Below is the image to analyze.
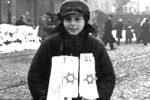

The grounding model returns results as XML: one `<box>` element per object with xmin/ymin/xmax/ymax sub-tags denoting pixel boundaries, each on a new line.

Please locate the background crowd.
<box><xmin>0</xmin><ymin>10</ymin><xmax>150</xmax><ymax>51</ymax></box>
<box><xmin>92</xmin><ymin>12</ymin><xmax>150</xmax><ymax>50</ymax></box>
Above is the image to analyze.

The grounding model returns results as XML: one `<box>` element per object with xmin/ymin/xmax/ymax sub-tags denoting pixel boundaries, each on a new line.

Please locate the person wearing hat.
<box><xmin>37</xmin><ymin>12</ymin><xmax>56</xmax><ymax>42</ymax></box>
<box><xmin>27</xmin><ymin>0</ymin><xmax>116</xmax><ymax>100</ymax></box>
<box><xmin>102</xmin><ymin>14</ymin><xmax>116</xmax><ymax>50</ymax></box>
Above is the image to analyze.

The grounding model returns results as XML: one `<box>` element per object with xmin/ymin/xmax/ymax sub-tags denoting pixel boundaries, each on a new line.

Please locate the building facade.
<box><xmin>123</xmin><ymin>0</ymin><xmax>150</xmax><ymax>13</ymax></box>
<box><xmin>0</xmin><ymin>0</ymin><xmax>61</xmax><ymax>25</ymax></box>
<box><xmin>0</xmin><ymin>0</ymin><xmax>105</xmax><ymax>25</ymax></box>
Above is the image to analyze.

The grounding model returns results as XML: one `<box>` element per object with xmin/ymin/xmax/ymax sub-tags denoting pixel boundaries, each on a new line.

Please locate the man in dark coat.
<box><xmin>37</xmin><ymin>12</ymin><xmax>56</xmax><ymax>42</ymax></box>
<box><xmin>27</xmin><ymin>0</ymin><xmax>116</xmax><ymax>100</ymax></box>
<box><xmin>141</xmin><ymin>19</ymin><xmax>150</xmax><ymax>45</ymax></box>
<box><xmin>91</xmin><ymin>19</ymin><xmax>99</xmax><ymax>38</ymax></box>
<box><xmin>102</xmin><ymin>15</ymin><xmax>116</xmax><ymax>50</ymax></box>
<box><xmin>94</xmin><ymin>10</ymin><xmax>107</xmax><ymax>40</ymax></box>
<box><xmin>116</xmin><ymin>18</ymin><xmax>124</xmax><ymax>45</ymax></box>
<box><xmin>133</xmin><ymin>19</ymin><xmax>142</xmax><ymax>43</ymax></box>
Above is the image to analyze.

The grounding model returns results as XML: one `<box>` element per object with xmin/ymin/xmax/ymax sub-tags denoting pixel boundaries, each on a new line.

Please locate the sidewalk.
<box><xmin>0</xmin><ymin>39</ymin><xmax>150</xmax><ymax>100</ymax></box>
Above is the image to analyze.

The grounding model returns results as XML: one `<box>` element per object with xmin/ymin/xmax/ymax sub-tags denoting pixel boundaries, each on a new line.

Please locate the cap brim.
<box><xmin>63</xmin><ymin>11</ymin><xmax>83</xmax><ymax>16</ymax></box>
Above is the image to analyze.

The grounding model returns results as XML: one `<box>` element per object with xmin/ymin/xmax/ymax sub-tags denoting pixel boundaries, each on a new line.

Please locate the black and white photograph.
<box><xmin>0</xmin><ymin>0</ymin><xmax>150</xmax><ymax>100</ymax></box>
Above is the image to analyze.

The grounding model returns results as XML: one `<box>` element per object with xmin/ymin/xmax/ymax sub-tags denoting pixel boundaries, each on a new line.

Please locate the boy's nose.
<box><xmin>70</xmin><ymin>20</ymin><xmax>75</xmax><ymax>24</ymax></box>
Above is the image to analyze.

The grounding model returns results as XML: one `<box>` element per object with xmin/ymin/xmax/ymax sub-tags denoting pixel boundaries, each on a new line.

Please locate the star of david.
<box><xmin>84</xmin><ymin>74</ymin><xmax>97</xmax><ymax>85</ymax></box>
<box><xmin>64</xmin><ymin>72</ymin><xmax>77</xmax><ymax>84</ymax></box>
<box><xmin>84</xmin><ymin>56</ymin><xmax>91</xmax><ymax>62</ymax></box>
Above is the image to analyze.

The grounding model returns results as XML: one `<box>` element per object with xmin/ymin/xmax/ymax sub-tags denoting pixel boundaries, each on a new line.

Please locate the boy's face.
<box><xmin>63</xmin><ymin>14</ymin><xmax>85</xmax><ymax>35</ymax></box>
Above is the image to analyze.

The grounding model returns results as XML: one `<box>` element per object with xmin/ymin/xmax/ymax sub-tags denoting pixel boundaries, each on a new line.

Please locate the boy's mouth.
<box><xmin>68</xmin><ymin>28</ymin><xmax>77</xmax><ymax>32</ymax></box>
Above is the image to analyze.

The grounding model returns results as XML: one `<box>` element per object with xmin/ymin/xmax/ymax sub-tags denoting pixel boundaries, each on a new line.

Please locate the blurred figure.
<box><xmin>15</xmin><ymin>15</ymin><xmax>27</xmax><ymax>26</ymax></box>
<box><xmin>94</xmin><ymin>10</ymin><xmax>107</xmax><ymax>40</ymax></box>
<box><xmin>140</xmin><ymin>18</ymin><xmax>147</xmax><ymax>27</ymax></box>
<box><xmin>26</xmin><ymin>17</ymin><xmax>34</xmax><ymax>27</ymax></box>
<box><xmin>102</xmin><ymin>15</ymin><xmax>116</xmax><ymax>50</ymax></box>
<box><xmin>141</xmin><ymin>19</ymin><xmax>150</xmax><ymax>46</ymax></box>
<box><xmin>12</xmin><ymin>16</ymin><xmax>16</xmax><ymax>25</ymax></box>
<box><xmin>133</xmin><ymin>19</ymin><xmax>142</xmax><ymax>43</ymax></box>
<box><xmin>115</xmin><ymin>18</ymin><xmax>124</xmax><ymax>45</ymax></box>
<box><xmin>37</xmin><ymin>12</ymin><xmax>56</xmax><ymax>42</ymax></box>
<box><xmin>91</xmin><ymin>19</ymin><xmax>99</xmax><ymax>38</ymax></box>
<box><xmin>125</xmin><ymin>20</ymin><xmax>133</xmax><ymax>44</ymax></box>
<box><xmin>50</xmin><ymin>13</ymin><xmax>60</xmax><ymax>27</ymax></box>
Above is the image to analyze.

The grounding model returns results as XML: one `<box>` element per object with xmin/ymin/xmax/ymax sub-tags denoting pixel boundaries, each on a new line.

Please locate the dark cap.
<box><xmin>58</xmin><ymin>0</ymin><xmax>90</xmax><ymax>22</ymax></box>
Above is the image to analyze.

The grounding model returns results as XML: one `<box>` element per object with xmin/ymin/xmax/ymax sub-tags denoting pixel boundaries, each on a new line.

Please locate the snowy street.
<box><xmin>0</xmin><ymin>43</ymin><xmax>150</xmax><ymax>100</ymax></box>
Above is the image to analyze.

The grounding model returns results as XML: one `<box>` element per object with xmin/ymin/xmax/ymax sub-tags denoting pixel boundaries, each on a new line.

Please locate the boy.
<box><xmin>28</xmin><ymin>0</ymin><xmax>116</xmax><ymax>100</ymax></box>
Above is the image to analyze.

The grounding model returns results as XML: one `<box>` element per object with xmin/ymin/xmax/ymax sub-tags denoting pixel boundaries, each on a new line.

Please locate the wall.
<box><xmin>0</xmin><ymin>0</ymin><xmax>60</xmax><ymax>25</ymax></box>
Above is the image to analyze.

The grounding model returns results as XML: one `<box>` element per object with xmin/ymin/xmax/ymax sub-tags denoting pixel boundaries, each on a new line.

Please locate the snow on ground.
<box><xmin>0</xmin><ymin>24</ymin><xmax>40</xmax><ymax>54</ymax></box>
<box><xmin>0</xmin><ymin>42</ymin><xmax>40</xmax><ymax>54</ymax></box>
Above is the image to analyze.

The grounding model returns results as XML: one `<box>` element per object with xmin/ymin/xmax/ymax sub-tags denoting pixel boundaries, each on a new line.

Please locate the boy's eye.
<box><xmin>64</xmin><ymin>16</ymin><xmax>83</xmax><ymax>22</ymax></box>
<box><xmin>64</xmin><ymin>17</ymin><xmax>72</xmax><ymax>21</ymax></box>
<box><xmin>75</xmin><ymin>17</ymin><xmax>82</xmax><ymax>21</ymax></box>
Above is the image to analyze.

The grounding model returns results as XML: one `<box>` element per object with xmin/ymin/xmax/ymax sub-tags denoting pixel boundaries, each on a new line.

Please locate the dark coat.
<box><xmin>28</xmin><ymin>24</ymin><xmax>116</xmax><ymax>100</ymax></box>
<box><xmin>141</xmin><ymin>22</ymin><xmax>150</xmax><ymax>41</ymax></box>
<box><xmin>15</xmin><ymin>19</ymin><xmax>27</xmax><ymax>26</ymax></box>
<box><xmin>125</xmin><ymin>24</ymin><xmax>133</xmax><ymax>39</ymax></box>
<box><xmin>116</xmin><ymin>22</ymin><xmax>123</xmax><ymax>38</ymax></box>
<box><xmin>37</xmin><ymin>16</ymin><xmax>55</xmax><ymax>40</ymax></box>
<box><xmin>92</xmin><ymin>22</ymin><xmax>99</xmax><ymax>37</ymax></box>
<box><xmin>102</xmin><ymin>19</ymin><xmax>116</xmax><ymax>43</ymax></box>
<box><xmin>133</xmin><ymin>22</ymin><xmax>142</xmax><ymax>37</ymax></box>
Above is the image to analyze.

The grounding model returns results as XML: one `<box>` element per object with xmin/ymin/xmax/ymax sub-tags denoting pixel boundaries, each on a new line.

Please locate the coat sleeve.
<box><xmin>96</xmin><ymin>47</ymin><xmax>116</xmax><ymax>100</ymax></box>
<box><xmin>27</xmin><ymin>41</ymin><xmax>51</xmax><ymax>100</ymax></box>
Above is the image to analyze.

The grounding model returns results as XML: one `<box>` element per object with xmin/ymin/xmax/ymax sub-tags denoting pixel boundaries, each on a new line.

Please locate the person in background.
<box><xmin>37</xmin><ymin>12</ymin><xmax>56</xmax><ymax>42</ymax></box>
<box><xmin>102</xmin><ymin>14</ymin><xmax>116</xmax><ymax>50</ymax></box>
<box><xmin>15</xmin><ymin>15</ymin><xmax>27</xmax><ymax>26</ymax></box>
<box><xmin>50</xmin><ymin>13</ymin><xmax>60</xmax><ymax>27</ymax></box>
<box><xmin>141</xmin><ymin>19</ymin><xmax>150</xmax><ymax>46</ymax></box>
<box><xmin>140</xmin><ymin>18</ymin><xmax>147</xmax><ymax>27</ymax></box>
<box><xmin>125</xmin><ymin>19</ymin><xmax>133</xmax><ymax>44</ymax></box>
<box><xmin>91</xmin><ymin>18</ymin><xmax>99</xmax><ymax>38</ymax></box>
<box><xmin>26</xmin><ymin>17</ymin><xmax>34</xmax><ymax>27</ymax></box>
<box><xmin>115</xmin><ymin>18</ymin><xmax>124</xmax><ymax>45</ymax></box>
<box><xmin>12</xmin><ymin>16</ymin><xmax>16</xmax><ymax>25</ymax></box>
<box><xmin>133</xmin><ymin>18</ymin><xmax>142</xmax><ymax>43</ymax></box>
<box><xmin>27</xmin><ymin>0</ymin><xmax>116</xmax><ymax>100</ymax></box>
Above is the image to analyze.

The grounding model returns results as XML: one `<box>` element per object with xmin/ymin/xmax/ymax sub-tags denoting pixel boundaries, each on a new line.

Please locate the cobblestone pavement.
<box><xmin>0</xmin><ymin>43</ymin><xmax>150</xmax><ymax>100</ymax></box>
